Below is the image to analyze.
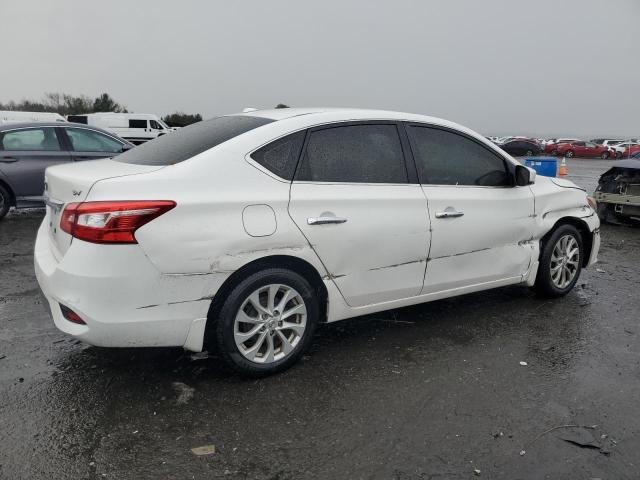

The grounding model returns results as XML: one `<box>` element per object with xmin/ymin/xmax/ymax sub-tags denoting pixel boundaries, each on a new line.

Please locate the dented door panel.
<box><xmin>288</xmin><ymin>183</ymin><xmax>431</xmax><ymax>307</ymax></box>
<box><xmin>421</xmin><ymin>185</ymin><xmax>536</xmax><ymax>294</ymax></box>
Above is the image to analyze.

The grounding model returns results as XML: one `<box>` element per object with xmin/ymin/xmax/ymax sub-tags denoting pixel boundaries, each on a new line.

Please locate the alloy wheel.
<box><xmin>550</xmin><ymin>234</ymin><xmax>580</xmax><ymax>289</ymax></box>
<box><xmin>233</xmin><ymin>284</ymin><xmax>307</xmax><ymax>364</ymax></box>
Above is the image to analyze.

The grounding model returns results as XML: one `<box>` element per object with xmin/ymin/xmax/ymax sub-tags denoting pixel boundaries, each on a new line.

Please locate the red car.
<box><xmin>544</xmin><ymin>139</ymin><xmax>580</xmax><ymax>154</ymax></box>
<box><xmin>556</xmin><ymin>141</ymin><xmax>613</xmax><ymax>159</ymax></box>
<box><xmin>621</xmin><ymin>144</ymin><xmax>640</xmax><ymax>158</ymax></box>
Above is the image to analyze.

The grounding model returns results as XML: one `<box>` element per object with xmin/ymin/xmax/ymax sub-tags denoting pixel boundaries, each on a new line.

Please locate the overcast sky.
<box><xmin>1</xmin><ymin>0</ymin><xmax>639</xmax><ymax>136</ymax></box>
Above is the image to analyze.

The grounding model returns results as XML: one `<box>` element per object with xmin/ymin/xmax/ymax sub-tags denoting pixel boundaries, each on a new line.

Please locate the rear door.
<box><xmin>573</xmin><ymin>141</ymin><xmax>586</xmax><ymax>156</ymax></box>
<box><xmin>288</xmin><ymin>122</ymin><xmax>431</xmax><ymax>307</ymax></box>
<box><xmin>61</xmin><ymin>126</ymin><xmax>126</xmax><ymax>161</ymax></box>
<box><xmin>0</xmin><ymin>127</ymin><xmax>70</xmax><ymax>202</ymax></box>
<box><xmin>405</xmin><ymin>124</ymin><xmax>535</xmax><ymax>294</ymax></box>
<box><xmin>583</xmin><ymin>142</ymin><xmax>598</xmax><ymax>157</ymax></box>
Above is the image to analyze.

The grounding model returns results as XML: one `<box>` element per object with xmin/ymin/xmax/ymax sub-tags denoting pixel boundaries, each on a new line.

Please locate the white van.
<box><xmin>0</xmin><ymin>111</ymin><xmax>66</xmax><ymax>124</ymax></box>
<box><xmin>66</xmin><ymin>113</ymin><xmax>174</xmax><ymax>144</ymax></box>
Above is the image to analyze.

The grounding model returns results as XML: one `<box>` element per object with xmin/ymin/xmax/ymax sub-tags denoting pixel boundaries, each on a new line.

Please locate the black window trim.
<box><xmin>402</xmin><ymin>121</ymin><xmax>517</xmax><ymax>188</ymax></box>
<box><xmin>292</xmin><ymin>120</ymin><xmax>415</xmax><ymax>186</ymax></box>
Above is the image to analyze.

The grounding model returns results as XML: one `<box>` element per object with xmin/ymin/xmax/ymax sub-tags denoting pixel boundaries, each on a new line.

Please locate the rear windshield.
<box><xmin>115</xmin><ymin>115</ymin><xmax>274</xmax><ymax>165</ymax></box>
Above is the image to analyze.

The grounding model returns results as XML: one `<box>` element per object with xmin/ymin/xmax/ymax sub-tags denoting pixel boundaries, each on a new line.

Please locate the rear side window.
<box><xmin>407</xmin><ymin>126</ymin><xmax>511</xmax><ymax>187</ymax></box>
<box><xmin>116</xmin><ymin>115</ymin><xmax>274</xmax><ymax>166</ymax></box>
<box><xmin>0</xmin><ymin>128</ymin><xmax>62</xmax><ymax>151</ymax></box>
<box><xmin>129</xmin><ymin>119</ymin><xmax>147</xmax><ymax>129</ymax></box>
<box><xmin>251</xmin><ymin>131</ymin><xmax>305</xmax><ymax>180</ymax></box>
<box><xmin>295</xmin><ymin>124</ymin><xmax>408</xmax><ymax>183</ymax></box>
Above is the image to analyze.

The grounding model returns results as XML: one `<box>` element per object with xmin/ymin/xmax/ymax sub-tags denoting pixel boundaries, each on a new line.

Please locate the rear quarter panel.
<box><xmin>85</xmin><ymin>146</ymin><xmax>328</xmax><ymax>283</ymax></box>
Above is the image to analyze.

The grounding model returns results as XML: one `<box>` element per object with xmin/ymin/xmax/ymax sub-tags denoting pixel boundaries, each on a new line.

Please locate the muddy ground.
<box><xmin>0</xmin><ymin>158</ymin><xmax>638</xmax><ymax>479</ymax></box>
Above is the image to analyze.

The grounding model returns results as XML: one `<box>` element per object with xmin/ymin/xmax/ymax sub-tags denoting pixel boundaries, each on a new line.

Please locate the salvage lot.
<box><xmin>0</xmin><ymin>159</ymin><xmax>639</xmax><ymax>479</ymax></box>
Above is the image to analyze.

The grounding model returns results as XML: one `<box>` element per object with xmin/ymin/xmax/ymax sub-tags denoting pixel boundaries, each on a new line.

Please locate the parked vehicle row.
<box><xmin>488</xmin><ymin>134</ymin><xmax>640</xmax><ymax>159</ymax></box>
<box><xmin>1</xmin><ymin>111</ymin><xmax>176</xmax><ymax>145</ymax></box>
<box><xmin>0</xmin><ymin>122</ymin><xmax>133</xmax><ymax>219</ymax></box>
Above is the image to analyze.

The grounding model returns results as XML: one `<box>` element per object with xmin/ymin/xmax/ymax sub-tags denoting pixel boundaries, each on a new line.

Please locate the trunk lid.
<box><xmin>44</xmin><ymin>159</ymin><xmax>165</xmax><ymax>259</ymax></box>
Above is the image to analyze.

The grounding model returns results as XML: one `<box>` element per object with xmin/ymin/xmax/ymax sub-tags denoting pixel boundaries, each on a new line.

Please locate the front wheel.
<box><xmin>565</xmin><ymin>150</ymin><xmax>574</xmax><ymax>158</ymax></box>
<box><xmin>601</xmin><ymin>151</ymin><xmax>610</xmax><ymax>159</ymax></box>
<box><xmin>212</xmin><ymin>268</ymin><xmax>319</xmax><ymax>376</ymax></box>
<box><xmin>533</xmin><ymin>224</ymin><xmax>583</xmax><ymax>297</ymax></box>
<box><xmin>525</xmin><ymin>150</ymin><xmax>534</xmax><ymax>156</ymax></box>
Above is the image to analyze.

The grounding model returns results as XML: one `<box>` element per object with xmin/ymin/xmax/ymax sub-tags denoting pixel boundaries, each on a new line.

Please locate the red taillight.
<box><xmin>60</xmin><ymin>200</ymin><xmax>176</xmax><ymax>244</ymax></box>
<box><xmin>60</xmin><ymin>304</ymin><xmax>86</xmax><ymax>325</ymax></box>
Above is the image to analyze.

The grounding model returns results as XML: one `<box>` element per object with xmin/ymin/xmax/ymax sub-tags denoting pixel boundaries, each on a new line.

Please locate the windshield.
<box><xmin>115</xmin><ymin>115</ymin><xmax>274</xmax><ymax>165</ymax></box>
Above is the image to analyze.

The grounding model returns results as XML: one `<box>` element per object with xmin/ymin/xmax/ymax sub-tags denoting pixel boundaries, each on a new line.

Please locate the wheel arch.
<box><xmin>540</xmin><ymin>216</ymin><xmax>594</xmax><ymax>267</ymax></box>
<box><xmin>0</xmin><ymin>178</ymin><xmax>16</xmax><ymax>207</ymax></box>
<box><xmin>203</xmin><ymin>254</ymin><xmax>329</xmax><ymax>348</ymax></box>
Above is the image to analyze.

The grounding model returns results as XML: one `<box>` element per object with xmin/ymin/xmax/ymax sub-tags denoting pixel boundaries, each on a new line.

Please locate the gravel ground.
<box><xmin>0</xmin><ymin>158</ymin><xmax>638</xmax><ymax>479</ymax></box>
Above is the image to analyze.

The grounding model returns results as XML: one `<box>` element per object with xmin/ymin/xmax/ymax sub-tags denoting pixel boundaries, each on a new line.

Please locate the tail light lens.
<box><xmin>60</xmin><ymin>200</ymin><xmax>176</xmax><ymax>244</ymax></box>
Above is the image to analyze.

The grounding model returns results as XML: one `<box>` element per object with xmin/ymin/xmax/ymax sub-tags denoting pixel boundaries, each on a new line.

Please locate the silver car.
<box><xmin>0</xmin><ymin>122</ymin><xmax>133</xmax><ymax>219</ymax></box>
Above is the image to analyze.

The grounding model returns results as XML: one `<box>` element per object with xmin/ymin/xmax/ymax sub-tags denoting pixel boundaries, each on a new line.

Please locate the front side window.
<box><xmin>149</xmin><ymin>120</ymin><xmax>163</xmax><ymax>130</ymax></box>
<box><xmin>129</xmin><ymin>119</ymin><xmax>147</xmax><ymax>129</ymax></box>
<box><xmin>251</xmin><ymin>131</ymin><xmax>305</xmax><ymax>180</ymax></box>
<box><xmin>295</xmin><ymin>124</ymin><xmax>408</xmax><ymax>183</ymax></box>
<box><xmin>66</xmin><ymin>128</ymin><xmax>123</xmax><ymax>153</ymax></box>
<box><xmin>0</xmin><ymin>128</ymin><xmax>61</xmax><ymax>151</ymax></box>
<box><xmin>407</xmin><ymin>126</ymin><xmax>511</xmax><ymax>187</ymax></box>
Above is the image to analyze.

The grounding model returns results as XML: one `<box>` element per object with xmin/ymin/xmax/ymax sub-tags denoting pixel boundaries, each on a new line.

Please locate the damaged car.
<box><xmin>34</xmin><ymin>108</ymin><xmax>600</xmax><ymax>376</ymax></box>
<box><xmin>595</xmin><ymin>158</ymin><xmax>640</xmax><ymax>225</ymax></box>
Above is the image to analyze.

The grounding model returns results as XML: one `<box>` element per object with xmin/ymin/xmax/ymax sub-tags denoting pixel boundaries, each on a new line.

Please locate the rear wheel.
<box><xmin>526</xmin><ymin>150</ymin><xmax>534</xmax><ymax>156</ymax></box>
<box><xmin>0</xmin><ymin>185</ymin><xmax>11</xmax><ymax>220</ymax></box>
<box><xmin>601</xmin><ymin>151</ymin><xmax>610</xmax><ymax>159</ymax></box>
<box><xmin>212</xmin><ymin>268</ymin><xmax>319</xmax><ymax>376</ymax></box>
<box><xmin>616</xmin><ymin>151</ymin><xmax>623</xmax><ymax>159</ymax></box>
<box><xmin>533</xmin><ymin>224</ymin><xmax>583</xmax><ymax>297</ymax></box>
<box><xmin>565</xmin><ymin>150</ymin><xmax>574</xmax><ymax>158</ymax></box>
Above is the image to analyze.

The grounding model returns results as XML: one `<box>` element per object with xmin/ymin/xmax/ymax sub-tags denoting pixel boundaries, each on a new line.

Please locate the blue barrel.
<box><xmin>524</xmin><ymin>157</ymin><xmax>557</xmax><ymax>177</ymax></box>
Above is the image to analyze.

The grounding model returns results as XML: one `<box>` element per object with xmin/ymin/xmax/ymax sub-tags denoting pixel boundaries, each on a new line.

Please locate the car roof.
<box><xmin>238</xmin><ymin>107</ymin><xmax>480</xmax><ymax>135</ymax></box>
<box><xmin>0</xmin><ymin>121</ymin><xmax>132</xmax><ymax>143</ymax></box>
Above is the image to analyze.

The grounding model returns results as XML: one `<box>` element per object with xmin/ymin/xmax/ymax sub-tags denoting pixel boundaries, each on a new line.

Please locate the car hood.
<box><xmin>547</xmin><ymin>176</ymin><xmax>586</xmax><ymax>191</ymax></box>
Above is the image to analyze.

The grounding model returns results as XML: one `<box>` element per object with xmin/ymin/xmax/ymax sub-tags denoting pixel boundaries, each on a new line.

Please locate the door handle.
<box><xmin>435</xmin><ymin>210</ymin><xmax>464</xmax><ymax>219</ymax></box>
<box><xmin>307</xmin><ymin>216</ymin><xmax>347</xmax><ymax>225</ymax></box>
<box><xmin>0</xmin><ymin>157</ymin><xmax>18</xmax><ymax>163</ymax></box>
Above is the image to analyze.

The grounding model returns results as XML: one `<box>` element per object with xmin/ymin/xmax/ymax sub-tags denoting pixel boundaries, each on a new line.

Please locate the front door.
<box><xmin>288</xmin><ymin>122</ymin><xmax>431</xmax><ymax>307</ymax></box>
<box><xmin>405</xmin><ymin>124</ymin><xmax>535</xmax><ymax>294</ymax></box>
<box><xmin>0</xmin><ymin>127</ymin><xmax>70</xmax><ymax>203</ymax></box>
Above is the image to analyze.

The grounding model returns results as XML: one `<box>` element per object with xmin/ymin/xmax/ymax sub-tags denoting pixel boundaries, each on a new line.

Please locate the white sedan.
<box><xmin>35</xmin><ymin>108</ymin><xmax>600</xmax><ymax>376</ymax></box>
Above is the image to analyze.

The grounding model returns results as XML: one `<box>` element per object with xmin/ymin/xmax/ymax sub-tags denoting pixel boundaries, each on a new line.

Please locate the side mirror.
<box><xmin>121</xmin><ymin>143</ymin><xmax>134</xmax><ymax>152</ymax></box>
<box><xmin>515</xmin><ymin>164</ymin><xmax>535</xmax><ymax>186</ymax></box>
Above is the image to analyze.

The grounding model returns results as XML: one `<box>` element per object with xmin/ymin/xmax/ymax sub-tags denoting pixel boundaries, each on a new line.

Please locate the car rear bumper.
<box><xmin>34</xmin><ymin>220</ymin><xmax>220</xmax><ymax>352</ymax></box>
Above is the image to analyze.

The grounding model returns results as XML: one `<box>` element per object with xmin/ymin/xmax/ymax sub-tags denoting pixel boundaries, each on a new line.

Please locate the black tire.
<box><xmin>533</xmin><ymin>224</ymin><xmax>583</xmax><ymax>298</ymax></box>
<box><xmin>551</xmin><ymin>149</ymin><xmax>557</xmax><ymax>155</ymax></box>
<box><xmin>0</xmin><ymin>184</ymin><xmax>11</xmax><ymax>220</ymax></box>
<box><xmin>565</xmin><ymin>150</ymin><xmax>574</xmax><ymax>158</ymax></box>
<box><xmin>616</xmin><ymin>152</ymin><xmax>623</xmax><ymax>159</ymax></box>
<box><xmin>601</xmin><ymin>151</ymin><xmax>610</xmax><ymax>159</ymax></box>
<box><xmin>212</xmin><ymin>268</ymin><xmax>319</xmax><ymax>376</ymax></box>
<box><xmin>526</xmin><ymin>150</ymin><xmax>534</xmax><ymax>156</ymax></box>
